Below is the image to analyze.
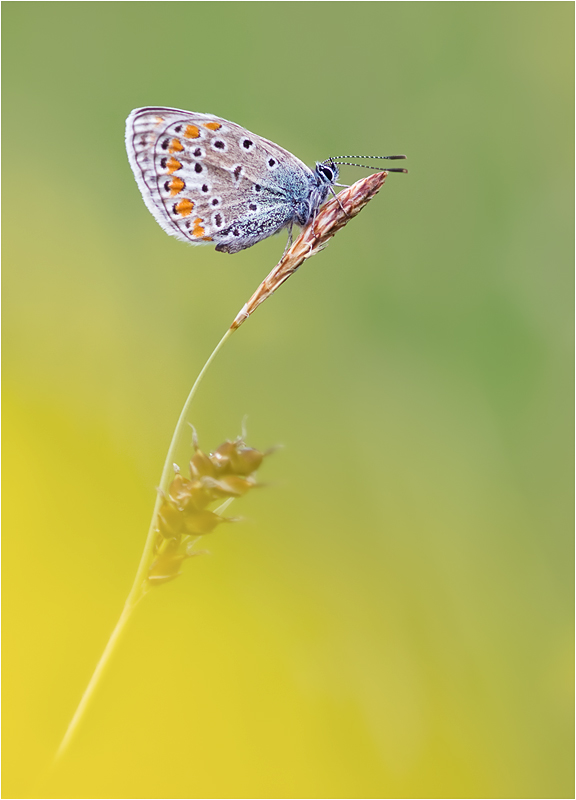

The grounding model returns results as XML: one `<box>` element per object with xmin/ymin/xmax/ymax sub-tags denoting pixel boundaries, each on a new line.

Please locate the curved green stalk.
<box><xmin>54</xmin><ymin>326</ymin><xmax>236</xmax><ymax>764</ymax></box>
<box><xmin>53</xmin><ymin>173</ymin><xmax>385</xmax><ymax>766</ymax></box>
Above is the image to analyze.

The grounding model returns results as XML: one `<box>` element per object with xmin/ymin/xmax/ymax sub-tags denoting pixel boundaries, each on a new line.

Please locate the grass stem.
<box><xmin>54</xmin><ymin>327</ymin><xmax>236</xmax><ymax>764</ymax></box>
<box><xmin>54</xmin><ymin>172</ymin><xmax>388</xmax><ymax>764</ymax></box>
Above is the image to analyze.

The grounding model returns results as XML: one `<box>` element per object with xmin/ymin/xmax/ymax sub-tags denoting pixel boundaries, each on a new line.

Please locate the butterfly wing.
<box><xmin>126</xmin><ymin>107</ymin><xmax>317</xmax><ymax>252</ymax></box>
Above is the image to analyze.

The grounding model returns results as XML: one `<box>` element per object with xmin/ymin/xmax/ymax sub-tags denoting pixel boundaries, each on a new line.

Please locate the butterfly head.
<box><xmin>315</xmin><ymin>159</ymin><xmax>339</xmax><ymax>186</ymax></box>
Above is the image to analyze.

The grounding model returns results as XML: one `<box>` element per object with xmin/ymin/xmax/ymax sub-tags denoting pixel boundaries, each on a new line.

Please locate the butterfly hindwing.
<box><xmin>126</xmin><ymin>107</ymin><xmax>318</xmax><ymax>252</ymax></box>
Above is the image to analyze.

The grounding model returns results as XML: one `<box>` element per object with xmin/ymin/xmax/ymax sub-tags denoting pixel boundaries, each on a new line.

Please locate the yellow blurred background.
<box><xmin>3</xmin><ymin>3</ymin><xmax>573</xmax><ymax>798</ymax></box>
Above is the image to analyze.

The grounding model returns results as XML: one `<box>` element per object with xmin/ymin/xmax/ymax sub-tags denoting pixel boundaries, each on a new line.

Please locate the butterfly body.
<box><xmin>126</xmin><ymin>107</ymin><xmax>337</xmax><ymax>253</ymax></box>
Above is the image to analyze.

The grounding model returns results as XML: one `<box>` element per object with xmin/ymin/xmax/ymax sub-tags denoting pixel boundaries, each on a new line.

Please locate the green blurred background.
<box><xmin>3</xmin><ymin>3</ymin><xmax>573</xmax><ymax>798</ymax></box>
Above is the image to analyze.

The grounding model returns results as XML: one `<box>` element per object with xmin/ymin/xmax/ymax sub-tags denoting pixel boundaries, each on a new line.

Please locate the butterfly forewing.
<box><xmin>126</xmin><ymin>107</ymin><xmax>317</xmax><ymax>252</ymax></box>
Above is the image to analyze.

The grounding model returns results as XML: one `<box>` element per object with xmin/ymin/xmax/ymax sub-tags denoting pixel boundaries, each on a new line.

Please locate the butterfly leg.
<box><xmin>282</xmin><ymin>223</ymin><xmax>294</xmax><ymax>257</ymax></box>
<box><xmin>328</xmin><ymin>186</ymin><xmax>350</xmax><ymax>218</ymax></box>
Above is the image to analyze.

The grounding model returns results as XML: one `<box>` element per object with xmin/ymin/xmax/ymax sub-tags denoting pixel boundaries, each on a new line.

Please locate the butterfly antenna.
<box><xmin>326</xmin><ymin>154</ymin><xmax>407</xmax><ymax>173</ymax></box>
<box><xmin>333</xmin><ymin>161</ymin><xmax>408</xmax><ymax>174</ymax></box>
<box><xmin>331</xmin><ymin>154</ymin><xmax>408</xmax><ymax>161</ymax></box>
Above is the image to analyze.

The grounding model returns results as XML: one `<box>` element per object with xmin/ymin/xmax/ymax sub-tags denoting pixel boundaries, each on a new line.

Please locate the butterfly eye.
<box><xmin>318</xmin><ymin>164</ymin><xmax>334</xmax><ymax>182</ymax></box>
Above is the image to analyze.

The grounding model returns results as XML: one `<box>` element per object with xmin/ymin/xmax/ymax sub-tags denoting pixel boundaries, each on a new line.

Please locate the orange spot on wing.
<box><xmin>166</xmin><ymin>157</ymin><xmax>182</xmax><ymax>174</ymax></box>
<box><xmin>169</xmin><ymin>177</ymin><xmax>185</xmax><ymax>196</ymax></box>
<box><xmin>202</xmin><ymin>236</ymin><xmax>213</xmax><ymax>242</ymax></box>
<box><xmin>168</xmin><ymin>138</ymin><xmax>184</xmax><ymax>153</ymax></box>
<box><xmin>192</xmin><ymin>217</ymin><xmax>206</xmax><ymax>237</ymax></box>
<box><xmin>154</xmin><ymin>116</ymin><xmax>164</xmax><ymax>125</ymax></box>
<box><xmin>174</xmin><ymin>199</ymin><xmax>194</xmax><ymax>217</ymax></box>
<box><xmin>203</xmin><ymin>122</ymin><xmax>222</xmax><ymax>131</ymax></box>
<box><xmin>184</xmin><ymin>125</ymin><xmax>200</xmax><ymax>139</ymax></box>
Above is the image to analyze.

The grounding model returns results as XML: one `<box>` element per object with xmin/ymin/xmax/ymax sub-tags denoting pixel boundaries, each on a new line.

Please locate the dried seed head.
<box><xmin>231</xmin><ymin>172</ymin><xmax>389</xmax><ymax>330</ymax></box>
<box><xmin>149</xmin><ymin>430</ymin><xmax>274</xmax><ymax>586</ymax></box>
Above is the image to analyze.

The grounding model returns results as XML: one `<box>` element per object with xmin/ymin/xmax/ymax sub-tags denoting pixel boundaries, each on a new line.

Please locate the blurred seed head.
<box><xmin>148</xmin><ymin>432</ymin><xmax>273</xmax><ymax>586</ymax></box>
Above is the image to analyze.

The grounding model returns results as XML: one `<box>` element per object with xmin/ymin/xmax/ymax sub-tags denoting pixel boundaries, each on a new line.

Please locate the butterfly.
<box><xmin>126</xmin><ymin>107</ymin><xmax>406</xmax><ymax>254</ymax></box>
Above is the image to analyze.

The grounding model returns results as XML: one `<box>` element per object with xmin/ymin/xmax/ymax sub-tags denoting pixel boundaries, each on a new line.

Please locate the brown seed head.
<box><xmin>230</xmin><ymin>172</ymin><xmax>388</xmax><ymax>330</ymax></box>
<box><xmin>151</xmin><ymin>433</ymin><xmax>272</xmax><ymax>584</ymax></box>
